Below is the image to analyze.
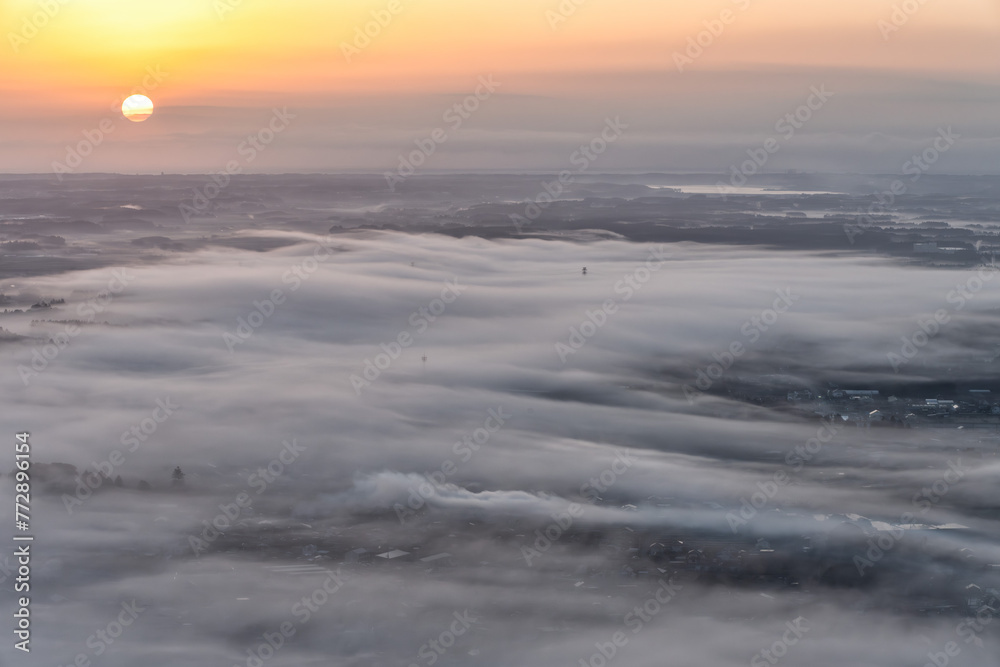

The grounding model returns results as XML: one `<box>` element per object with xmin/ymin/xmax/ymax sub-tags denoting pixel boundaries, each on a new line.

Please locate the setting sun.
<box><xmin>121</xmin><ymin>94</ymin><xmax>154</xmax><ymax>122</ymax></box>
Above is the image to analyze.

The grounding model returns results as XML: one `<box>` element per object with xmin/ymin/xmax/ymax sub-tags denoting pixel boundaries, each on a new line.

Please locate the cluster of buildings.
<box><xmin>718</xmin><ymin>378</ymin><xmax>1000</xmax><ymax>429</ymax></box>
<box><xmin>807</xmin><ymin>388</ymin><xmax>1000</xmax><ymax>429</ymax></box>
<box><xmin>170</xmin><ymin>502</ymin><xmax>997</xmax><ymax>618</ymax></box>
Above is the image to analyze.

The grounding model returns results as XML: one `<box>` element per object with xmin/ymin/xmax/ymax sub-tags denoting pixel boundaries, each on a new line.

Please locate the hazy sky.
<box><xmin>2</xmin><ymin>0</ymin><xmax>999</xmax><ymax>173</ymax></box>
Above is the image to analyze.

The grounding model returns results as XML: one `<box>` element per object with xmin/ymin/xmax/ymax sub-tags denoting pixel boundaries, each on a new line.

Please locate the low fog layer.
<box><xmin>1</xmin><ymin>176</ymin><xmax>999</xmax><ymax>666</ymax></box>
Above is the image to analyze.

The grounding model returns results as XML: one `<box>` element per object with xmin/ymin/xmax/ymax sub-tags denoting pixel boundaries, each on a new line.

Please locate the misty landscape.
<box><xmin>4</xmin><ymin>0</ymin><xmax>1000</xmax><ymax>665</ymax></box>
<box><xmin>1</xmin><ymin>172</ymin><xmax>998</xmax><ymax>666</ymax></box>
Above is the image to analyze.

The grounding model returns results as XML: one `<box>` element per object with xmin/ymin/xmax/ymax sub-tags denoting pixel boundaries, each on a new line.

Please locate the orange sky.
<box><xmin>1</xmin><ymin>0</ymin><xmax>999</xmax><ymax>172</ymax></box>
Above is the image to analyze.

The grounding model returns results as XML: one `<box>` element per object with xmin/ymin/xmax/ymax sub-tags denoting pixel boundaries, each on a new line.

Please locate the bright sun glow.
<box><xmin>121</xmin><ymin>94</ymin><xmax>154</xmax><ymax>122</ymax></box>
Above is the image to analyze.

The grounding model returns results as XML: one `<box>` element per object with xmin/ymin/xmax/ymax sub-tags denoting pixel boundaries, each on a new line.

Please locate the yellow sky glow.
<box><xmin>1</xmin><ymin>0</ymin><xmax>998</xmax><ymax>172</ymax></box>
<box><xmin>3</xmin><ymin>0</ymin><xmax>998</xmax><ymax>104</ymax></box>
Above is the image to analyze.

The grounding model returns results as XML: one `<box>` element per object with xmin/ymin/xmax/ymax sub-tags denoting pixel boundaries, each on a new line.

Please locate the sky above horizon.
<box><xmin>2</xmin><ymin>0</ymin><xmax>999</xmax><ymax>174</ymax></box>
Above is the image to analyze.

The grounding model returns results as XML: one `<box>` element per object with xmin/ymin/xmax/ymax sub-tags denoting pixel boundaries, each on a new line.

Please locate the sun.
<box><xmin>122</xmin><ymin>94</ymin><xmax>154</xmax><ymax>122</ymax></box>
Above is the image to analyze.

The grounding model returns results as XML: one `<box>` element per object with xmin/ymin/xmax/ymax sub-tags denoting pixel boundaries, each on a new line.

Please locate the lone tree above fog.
<box><xmin>172</xmin><ymin>466</ymin><xmax>185</xmax><ymax>487</ymax></box>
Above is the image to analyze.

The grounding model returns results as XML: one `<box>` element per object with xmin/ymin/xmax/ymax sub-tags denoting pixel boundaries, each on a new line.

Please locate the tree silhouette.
<box><xmin>171</xmin><ymin>466</ymin><xmax>185</xmax><ymax>486</ymax></box>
